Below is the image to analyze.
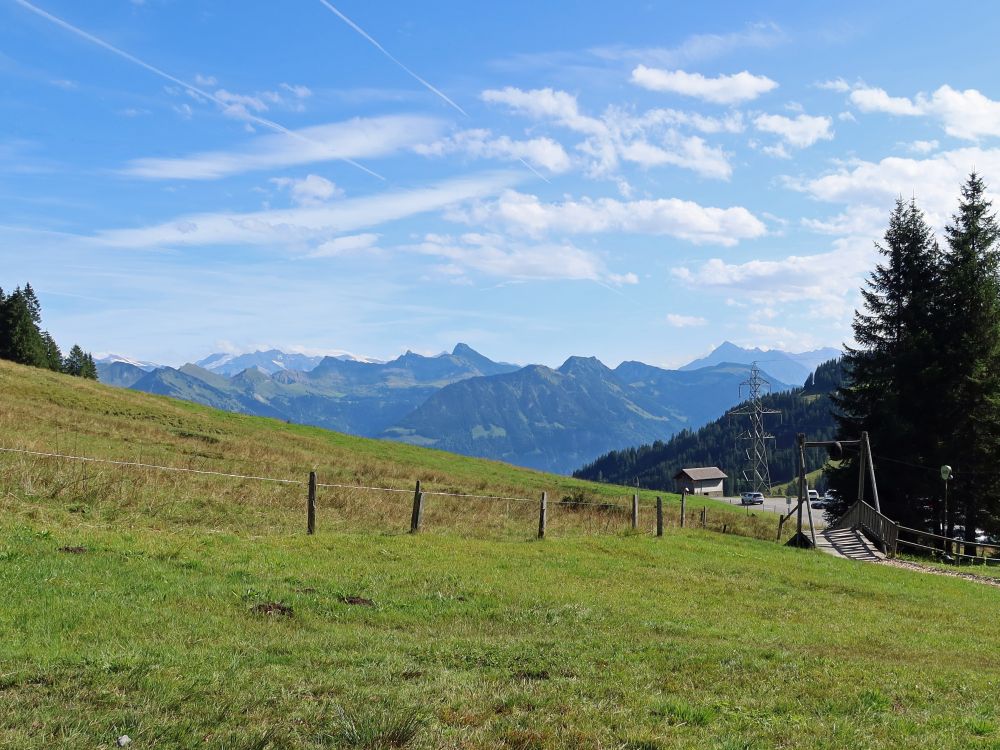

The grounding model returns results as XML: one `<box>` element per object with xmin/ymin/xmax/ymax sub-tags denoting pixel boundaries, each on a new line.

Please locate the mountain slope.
<box><xmin>103</xmin><ymin>344</ymin><xmax>521</xmax><ymax>438</ymax></box>
<box><xmin>95</xmin><ymin>360</ymin><xmax>149</xmax><ymax>388</ymax></box>
<box><xmin>382</xmin><ymin>359</ymin><xmax>791</xmax><ymax>474</ymax></box>
<box><xmin>574</xmin><ymin>358</ymin><xmax>843</xmax><ymax>491</ymax></box>
<box><xmin>681</xmin><ymin>341</ymin><xmax>840</xmax><ymax>385</ymax></box>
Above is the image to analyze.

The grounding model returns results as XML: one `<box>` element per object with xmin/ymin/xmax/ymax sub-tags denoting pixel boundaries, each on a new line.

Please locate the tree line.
<box><xmin>829</xmin><ymin>173</ymin><xmax>1000</xmax><ymax>544</ymax></box>
<box><xmin>0</xmin><ymin>283</ymin><xmax>96</xmax><ymax>378</ymax></box>
<box><xmin>574</xmin><ymin>359</ymin><xmax>843</xmax><ymax>493</ymax></box>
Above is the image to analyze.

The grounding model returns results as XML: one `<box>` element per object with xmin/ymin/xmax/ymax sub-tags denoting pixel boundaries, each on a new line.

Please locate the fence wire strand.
<box><xmin>0</xmin><ymin>445</ymin><xmax>559</xmax><ymax>504</ymax></box>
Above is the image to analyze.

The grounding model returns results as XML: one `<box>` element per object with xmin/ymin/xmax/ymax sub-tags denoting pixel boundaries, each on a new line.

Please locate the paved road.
<box><xmin>718</xmin><ymin>495</ymin><xmax>828</xmax><ymax>529</ymax></box>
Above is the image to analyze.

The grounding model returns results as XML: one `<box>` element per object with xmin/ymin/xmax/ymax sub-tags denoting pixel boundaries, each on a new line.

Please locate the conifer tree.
<box><xmin>63</xmin><ymin>344</ymin><xmax>87</xmax><ymax>377</ymax></box>
<box><xmin>830</xmin><ymin>198</ymin><xmax>944</xmax><ymax>526</ymax></box>
<box><xmin>0</xmin><ymin>285</ymin><xmax>47</xmax><ymax>367</ymax></box>
<box><xmin>80</xmin><ymin>351</ymin><xmax>98</xmax><ymax>380</ymax></box>
<box><xmin>41</xmin><ymin>331</ymin><xmax>63</xmax><ymax>371</ymax></box>
<box><xmin>936</xmin><ymin>173</ymin><xmax>1000</xmax><ymax>543</ymax></box>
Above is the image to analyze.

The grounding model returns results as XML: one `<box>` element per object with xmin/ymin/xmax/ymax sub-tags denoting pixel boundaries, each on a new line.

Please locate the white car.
<box><xmin>740</xmin><ymin>492</ymin><xmax>765</xmax><ymax>506</ymax></box>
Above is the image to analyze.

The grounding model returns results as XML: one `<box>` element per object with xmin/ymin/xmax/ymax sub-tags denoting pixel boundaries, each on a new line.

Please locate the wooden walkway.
<box><xmin>815</xmin><ymin>527</ymin><xmax>885</xmax><ymax>562</ymax></box>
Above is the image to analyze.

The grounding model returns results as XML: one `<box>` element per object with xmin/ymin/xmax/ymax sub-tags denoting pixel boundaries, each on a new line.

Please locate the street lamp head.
<box><xmin>940</xmin><ymin>465</ymin><xmax>953</xmax><ymax>481</ymax></box>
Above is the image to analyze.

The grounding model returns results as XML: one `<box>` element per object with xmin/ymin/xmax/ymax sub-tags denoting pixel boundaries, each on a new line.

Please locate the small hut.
<box><xmin>673</xmin><ymin>467</ymin><xmax>727</xmax><ymax>497</ymax></box>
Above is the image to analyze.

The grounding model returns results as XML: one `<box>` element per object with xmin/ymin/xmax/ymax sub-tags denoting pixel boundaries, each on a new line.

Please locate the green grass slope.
<box><xmin>2</xmin><ymin>360</ymin><xmax>999</xmax><ymax>749</ymax></box>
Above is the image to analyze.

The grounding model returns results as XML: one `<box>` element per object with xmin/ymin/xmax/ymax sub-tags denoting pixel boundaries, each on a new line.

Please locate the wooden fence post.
<box><xmin>703</xmin><ymin>507</ymin><xmax>708</xmax><ymax>528</ymax></box>
<box><xmin>656</xmin><ymin>496</ymin><xmax>663</xmax><ymax>537</ymax></box>
<box><xmin>307</xmin><ymin>471</ymin><xmax>317</xmax><ymax>535</ymax></box>
<box><xmin>410</xmin><ymin>480</ymin><xmax>423</xmax><ymax>533</ymax></box>
<box><xmin>631</xmin><ymin>493</ymin><xmax>639</xmax><ymax>530</ymax></box>
<box><xmin>538</xmin><ymin>491</ymin><xmax>547</xmax><ymax>539</ymax></box>
<box><xmin>680</xmin><ymin>491</ymin><xmax>686</xmax><ymax>528</ymax></box>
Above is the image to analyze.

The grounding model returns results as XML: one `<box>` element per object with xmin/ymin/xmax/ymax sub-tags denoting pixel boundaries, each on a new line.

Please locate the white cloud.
<box><xmin>630</xmin><ymin>66</ymin><xmax>778</xmax><ymax>104</ymax></box>
<box><xmin>801</xmin><ymin>205</ymin><xmax>886</xmax><ymax>237</ymax></box>
<box><xmin>671</xmin><ymin>237</ymin><xmax>872</xmax><ymax>326</ymax></box>
<box><xmin>817</xmin><ymin>78</ymin><xmax>851</xmax><ymax>93</ymax></box>
<box><xmin>414</xmin><ymin>129</ymin><xmax>573</xmax><ymax>173</ymax></box>
<box><xmin>96</xmin><ymin>171</ymin><xmax>520</xmax><ymax>249</ymax></box>
<box><xmin>754</xmin><ymin>113</ymin><xmax>833</xmax><ymax>148</ymax></box>
<box><xmin>194</xmin><ymin>73</ymin><xmax>218</xmax><ymax>87</ymax></box>
<box><xmin>846</xmin><ymin>83</ymin><xmax>1000</xmax><ymax>141</ymax></box>
<box><xmin>906</xmin><ymin>139</ymin><xmax>939</xmax><ymax>154</ymax></box>
<box><xmin>270</xmin><ymin>174</ymin><xmax>343</xmax><ymax>206</ymax></box>
<box><xmin>788</xmin><ymin>147</ymin><xmax>1000</xmax><ymax>231</ymax></box>
<box><xmin>665</xmin><ymin>313</ymin><xmax>707</xmax><ymax>327</ymax></box>
<box><xmin>482</xmin><ymin>87</ymin><xmax>602</xmax><ymax>134</ymax></box>
<box><xmin>121</xmin><ymin>115</ymin><xmax>445</xmax><ymax>180</ymax></box>
<box><xmin>410</xmin><ymin>232</ymin><xmax>636</xmax><ymax>285</ymax></box>
<box><xmin>481</xmin><ymin>86</ymin><xmax>735</xmax><ymax>179</ymax></box>
<box><xmin>280</xmin><ymin>83</ymin><xmax>312</xmax><ymax>99</ymax></box>
<box><xmin>306</xmin><ymin>233</ymin><xmax>379</xmax><ymax>258</ymax></box>
<box><xmin>592</xmin><ymin>22</ymin><xmax>785</xmax><ymax>67</ymax></box>
<box><xmin>618</xmin><ymin>133</ymin><xmax>732</xmax><ymax>179</ymax></box>
<box><xmin>450</xmin><ymin>189</ymin><xmax>767</xmax><ymax>246</ymax></box>
<box><xmin>849</xmin><ymin>86</ymin><xmax>922</xmax><ymax>116</ymax></box>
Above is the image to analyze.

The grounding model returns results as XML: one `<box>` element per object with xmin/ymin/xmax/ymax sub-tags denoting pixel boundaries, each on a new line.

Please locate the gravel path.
<box><xmin>880</xmin><ymin>557</ymin><xmax>1000</xmax><ymax>588</ymax></box>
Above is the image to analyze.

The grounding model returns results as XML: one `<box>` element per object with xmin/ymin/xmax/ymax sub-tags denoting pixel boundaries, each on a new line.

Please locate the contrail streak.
<box><xmin>14</xmin><ymin>0</ymin><xmax>384</xmax><ymax>180</ymax></box>
<box><xmin>317</xmin><ymin>0</ymin><xmax>468</xmax><ymax>117</ymax></box>
<box><xmin>517</xmin><ymin>158</ymin><xmax>551</xmax><ymax>184</ymax></box>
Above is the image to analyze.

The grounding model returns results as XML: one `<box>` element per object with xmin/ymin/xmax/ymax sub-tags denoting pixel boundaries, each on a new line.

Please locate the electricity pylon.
<box><xmin>728</xmin><ymin>361</ymin><xmax>780</xmax><ymax>494</ymax></box>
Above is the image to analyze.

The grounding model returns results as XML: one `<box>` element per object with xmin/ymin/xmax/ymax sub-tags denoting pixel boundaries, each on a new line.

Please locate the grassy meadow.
<box><xmin>2</xmin><ymin>360</ymin><xmax>999</xmax><ymax>749</ymax></box>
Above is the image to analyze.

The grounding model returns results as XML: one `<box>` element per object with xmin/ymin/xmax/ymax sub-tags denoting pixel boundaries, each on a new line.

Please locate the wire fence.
<box><xmin>0</xmin><ymin>444</ymin><xmax>786</xmax><ymax>542</ymax></box>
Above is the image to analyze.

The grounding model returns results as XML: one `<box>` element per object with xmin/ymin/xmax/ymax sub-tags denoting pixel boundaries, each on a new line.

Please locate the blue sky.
<box><xmin>3</xmin><ymin>0</ymin><xmax>1000</xmax><ymax>368</ymax></box>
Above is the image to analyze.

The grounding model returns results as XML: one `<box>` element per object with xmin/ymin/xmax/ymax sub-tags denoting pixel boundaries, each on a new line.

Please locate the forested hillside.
<box><xmin>574</xmin><ymin>359</ymin><xmax>843</xmax><ymax>493</ymax></box>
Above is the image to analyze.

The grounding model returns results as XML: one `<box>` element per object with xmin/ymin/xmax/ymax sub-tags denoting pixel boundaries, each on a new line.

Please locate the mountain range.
<box><xmin>680</xmin><ymin>341</ymin><xmax>841</xmax><ymax>386</ymax></box>
<box><xmin>382</xmin><ymin>358</ymin><xmax>791</xmax><ymax>473</ymax></box>
<box><xmin>95</xmin><ymin>342</ymin><xmax>830</xmax><ymax>474</ymax></box>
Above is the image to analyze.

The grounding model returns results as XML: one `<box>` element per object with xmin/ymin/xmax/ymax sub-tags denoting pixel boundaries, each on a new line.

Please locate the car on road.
<box><xmin>740</xmin><ymin>491</ymin><xmax>765</xmax><ymax>505</ymax></box>
<box><xmin>808</xmin><ymin>489</ymin><xmax>827</xmax><ymax>509</ymax></box>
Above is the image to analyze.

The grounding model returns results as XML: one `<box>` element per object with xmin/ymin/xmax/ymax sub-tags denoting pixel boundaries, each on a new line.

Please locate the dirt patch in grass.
<box><xmin>251</xmin><ymin>602</ymin><xmax>294</xmax><ymax>617</ymax></box>
<box><xmin>339</xmin><ymin>595</ymin><xmax>375</xmax><ymax>607</ymax></box>
<box><xmin>58</xmin><ymin>546</ymin><xmax>87</xmax><ymax>554</ymax></box>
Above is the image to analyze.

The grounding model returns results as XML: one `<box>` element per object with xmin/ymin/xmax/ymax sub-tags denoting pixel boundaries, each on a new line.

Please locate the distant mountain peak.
<box><xmin>557</xmin><ymin>355</ymin><xmax>611</xmax><ymax>376</ymax></box>
<box><xmin>680</xmin><ymin>342</ymin><xmax>840</xmax><ymax>386</ymax></box>
<box><xmin>95</xmin><ymin>353</ymin><xmax>161</xmax><ymax>372</ymax></box>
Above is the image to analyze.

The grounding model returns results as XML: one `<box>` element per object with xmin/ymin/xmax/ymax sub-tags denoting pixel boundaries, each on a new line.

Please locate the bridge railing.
<box><xmin>830</xmin><ymin>500</ymin><xmax>898</xmax><ymax>557</ymax></box>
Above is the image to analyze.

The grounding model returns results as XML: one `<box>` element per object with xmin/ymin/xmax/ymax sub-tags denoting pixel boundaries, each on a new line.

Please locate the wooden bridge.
<box><xmin>820</xmin><ymin>499</ymin><xmax>898</xmax><ymax>560</ymax></box>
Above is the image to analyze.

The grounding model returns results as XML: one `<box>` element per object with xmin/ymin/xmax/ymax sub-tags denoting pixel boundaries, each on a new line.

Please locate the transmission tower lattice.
<box><xmin>728</xmin><ymin>362</ymin><xmax>780</xmax><ymax>494</ymax></box>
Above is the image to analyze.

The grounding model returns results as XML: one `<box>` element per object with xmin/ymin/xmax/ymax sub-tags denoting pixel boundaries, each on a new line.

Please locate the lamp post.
<box><xmin>941</xmin><ymin>465</ymin><xmax>953</xmax><ymax>556</ymax></box>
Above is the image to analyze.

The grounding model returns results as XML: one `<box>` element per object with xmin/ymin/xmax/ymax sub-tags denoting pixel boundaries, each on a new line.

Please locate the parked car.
<box><xmin>740</xmin><ymin>492</ymin><xmax>765</xmax><ymax>506</ymax></box>
<box><xmin>808</xmin><ymin>489</ymin><xmax>826</xmax><ymax>509</ymax></box>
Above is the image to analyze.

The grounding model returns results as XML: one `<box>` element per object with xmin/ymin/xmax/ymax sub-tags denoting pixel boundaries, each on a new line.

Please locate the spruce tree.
<box><xmin>936</xmin><ymin>173</ymin><xmax>1000</xmax><ymax>545</ymax></box>
<box><xmin>80</xmin><ymin>352</ymin><xmax>98</xmax><ymax>380</ymax></box>
<box><xmin>0</xmin><ymin>285</ymin><xmax>47</xmax><ymax>367</ymax></box>
<box><xmin>41</xmin><ymin>331</ymin><xmax>63</xmax><ymax>371</ymax></box>
<box><xmin>830</xmin><ymin>198</ymin><xmax>944</xmax><ymax>527</ymax></box>
<box><xmin>63</xmin><ymin>344</ymin><xmax>86</xmax><ymax>377</ymax></box>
